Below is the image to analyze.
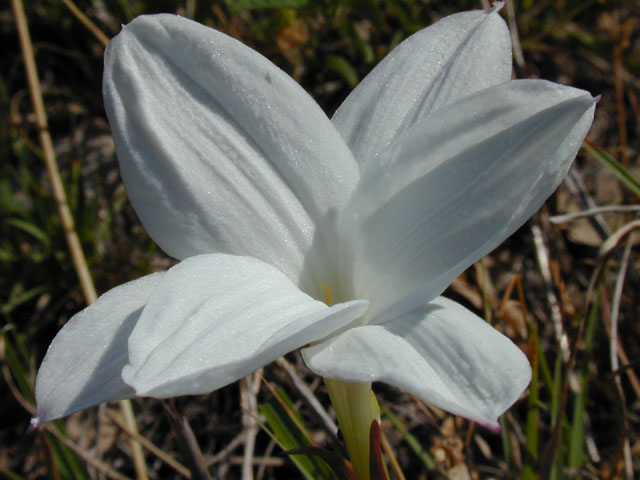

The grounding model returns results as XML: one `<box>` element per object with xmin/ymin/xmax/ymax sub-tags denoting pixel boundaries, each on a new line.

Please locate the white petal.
<box><xmin>34</xmin><ymin>273</ymin><xmax>163</xmax><ymax>424</ymax></box>
<box><xmin>302</xmin><ymin>297</ymin><xmax>531</xmax><ymax>429</ymax></box>
<box><xmin>123</xmin><ymin>254</ymin><xmax>368</xmax><ymax>397</ymax></box>
<box><xmin>332</xmin><ymin>7</ymin><xmax>511</xmax><ymax>166</ymax></box>
<box><xmin>341</xmin><ymin>80</ymin><xmax>596</xmax><ymax>322</ymax></box>
<box><xmin>103</xmin><ymin>14</ymin><xmax>358</xmax><ymax>291</ymax></box>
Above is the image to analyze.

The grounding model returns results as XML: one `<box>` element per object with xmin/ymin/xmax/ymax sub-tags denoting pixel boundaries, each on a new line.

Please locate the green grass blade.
<box><xmin>45</xmin><ymin>423</ymin><xmax>90</xmax><ymax>480</ymax></box>
<box><xmin>537</xmin><ymin>338</ymin><xmax>554</xmax><ymax>394</ymax></box>
<box><xmin>551</xmin><ymin>353</ymin><xmax>564</xmax><ymax>429</ymax></box>
<box><xmin>499</xmin><ymin>415</ymin><xmax>512</xmax><ymax>473</ymax></box>
<box><xmin>379</xmin><ymin>404</ymin><xmax>436</xmax><ymax>472</ymax></box>
<box><xmin>326</xmin><ymin>55</ymin><xmax>359</xmax><ymax>88</ymax></box>
<box><xmin>2</xmin><ymin>330</ymin><xmax>89</xmax><ymax>479</ymax></box>
<box><xmin>568</xmin><ymin>289</ymin><xmax>600</xmax><ymax>470</ymax></box>
<box><xmin>6</xmin><ymin>218</ymin><xmax>50</xmax><ymax>246</ymax></box>
<box><xmin>0</xmin><ymin>468</ymin><xmax>28</xmax><ymax>480</ymax></box>
<box><xmin>2</xmin><ymin>285</ymin><xmax>47</xmax><ymax>315</ymax></box>
<box><xmin>548</xmin><ymin>353</ymin><xmax>565</xmax><ymax>480</ymax></box>
<box><xmin>583</xmin><ymin>143</ymin><xmax>640</xmax><ymax>196</ymax></box>
<box><xmin>523</xmin><ymin>323</ymin><xmax>540</xmax><ymax>480</ymax></box>
<box><xmin>2</xmin><ymin>329</ymin><xmax>35</xmax><ymax>405</ymax></box>
<box><xmin>259</xmin><ymin>389</ymin><xmax>335</xmax><ymax>480</ymax></box>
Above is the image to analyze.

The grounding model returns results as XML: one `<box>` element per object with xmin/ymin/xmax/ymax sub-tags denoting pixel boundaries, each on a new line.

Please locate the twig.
<box><xmin>609</xmin><ymin>239</ymin><xmax>632</xmax><ymax>381</ymax></box>
<box><xmin>12</xmin><ymin>0</ymin><xmax>97</xmax><ymax>305</ymax></box>
<box><xmin>380</xmin><ymin>428</ymin><xmax>406</xmax><ymax>480</ymax></box>
<box><xmin>162</xmin><ymin>401</ymin><xmax>212</xmax><ymax>480</ymax></box>
<box><xmin>2</xmin><ymin>362</ymin><xmax>35</xmax><ymax>415</ymax></box>
<box><xmin>598</xmin><ymin>220</ymin><xmax>640</xmax><ymax>259</ymax></box>
<box><xmin>255</xmin><ymin>438</ymin><xmax>276</xmax><ymax>480</ymax></box>
<box><xmin>117</xmin><ymin>401</ymin><xmax>148</xmax><ymax>480</ymax></box>
<box><xmin>564</xmin><ymin>167</ymin><xmax>611</xmax><ymax>240</ymax></box>
<box><xmin>207</xmin><ymin>432</ymin><xmax>246</xmax><ymax>466</ymax></box>
<box><xmin>610</xmin><ymin>340</ymin><xmax>640</xmax><ymax>401</ymax></box>
<box><xmin>578</xmin><ymin>47</ymin><xmax>640</xmax><ymax>90</ymax></box>
<box><xmin>497</xmin><ymin>275</ymin><xmax>528</xmax><ymax>339</ymax></box>
<box><xmin>240</xmin><ymin>372</ymin><xmax>262</xmax><ymax>480</ymax></box>
<box><xmin>106</xmin><ymin>410</ymin><xmax>191</xmax><ymax>478</ymax></box>
<box><xmin>276</xmin><ymin>357</ymin><xmax>341</xmax><ymax>447</ymax></box>
<box><xmin>59</xmin><ymin>0</ymin><xmax>109</xmax><ymax>47</ymax></box>
<box><xmin>532</xmin><ymin>218</ymin><xmax>608</xmax><ymax>475</ymax></box>
<box><xmin>184</xmin><ymin>0</ymin><xmax>196</xmax><ymax>19</ymax></box>
<box><xmin>612</xmin><ymin>18</ymin><xmax>635</xmax><ymax>167</ymax></box>
<box><xmin>549</xmin><ymin>205</ymin><xmax>640</xmax><ymax>224</ymax></box>
<box><xmin>11</xmin><ymin>1</ymin><xmax>148</xmax><ymax>478</ymax></box>
<box><xmin>505</xmin><ymin>0</ymin><xmax>527</xmax><ymax>75</ymax></box>
<box><xmin>44</xmin><ymin>424</ymin><xmax>133</xmax><ymax>480</ymax></box>
<box><xmin>539</xmin><ymin>271</ymin><xmax>593</xmax><ymax>477</ymax></box>
<box><xmin>229</xmin><ymin>456</ymin><xmax>284</xmax><ymax>466</ymax></box>
<box><xmin>564</xmin><ymin>223</ymin><xmax>640</xmax><ymax>470</ymax></box>
<box><xmin>531</xmin><ymin>223</ymin><xmax>570</xmax><ymax>362</ymax></box>
<box><xmin>474</xmin><ymin>259</ymin><xmax>495</xmax><ymax>324</ymax></box>
<box><xmin>609</xmin><ymin>234</ymin><xmax>634</xmax><ymax>480</ymax></box>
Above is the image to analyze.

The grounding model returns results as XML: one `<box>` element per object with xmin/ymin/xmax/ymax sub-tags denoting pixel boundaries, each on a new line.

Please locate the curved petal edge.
<box><xmin>122</xmin><ymin>254</ymin><xmax>369</xmax><ymax>398</ymax></box>
<box><xmin>104</xmin><ymin>14</ymin><xmax>358</xmax><ymax>289</ymax></box>
<box><xmin>302</xmin><ymin>297</ymin><xmax>531</xmax><ymax>429</ymax></box>
<box><xmin>332</xmin><ymin>6</ymin><xmax>512</xmax><ymax>166</ymax></box>
<box><xmin>341</xmin><ymin>79</ymin><xmax>596</xmax><ymax>322</ymax></box>
<box><xmin>34</xmin><ymin>273</ymin><xmax>164</xmax><ymax>425</ymax></box>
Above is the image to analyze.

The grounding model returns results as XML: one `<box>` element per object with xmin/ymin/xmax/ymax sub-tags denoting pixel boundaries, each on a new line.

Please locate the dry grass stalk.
<box><xmin>106</xmin><ymin>410</ymin><xmax>192</xmax><ymax>478</ymax></box>
<box><xmin>11</xmin><ymin>1</ymin><xmax>148</xmax><ymax>478</ymax></box>
<box><xmin>59</xmin><ymin>0</ymin><xmax>110</xmax><ymax>47</ymax></box>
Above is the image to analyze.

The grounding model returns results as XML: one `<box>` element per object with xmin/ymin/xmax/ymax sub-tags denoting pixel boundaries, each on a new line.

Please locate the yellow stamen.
<box><xmin>320</xmin><ymin>284</ymin><xmax>333</xmax><ymax>306</ymax></box>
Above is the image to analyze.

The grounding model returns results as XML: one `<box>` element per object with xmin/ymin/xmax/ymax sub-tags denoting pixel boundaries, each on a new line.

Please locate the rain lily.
<box><xmin>35</xmin><ymin>5</ymin><xmax>595</xmax><ymax>477</ymax></box>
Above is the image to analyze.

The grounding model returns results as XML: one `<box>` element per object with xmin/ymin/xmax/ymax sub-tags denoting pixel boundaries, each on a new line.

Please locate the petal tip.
<box><xmin>491</xmin><ymin>1</ymin><xmax>506</xmax><ymax>12</ymax></box>
<box><xmin>479</xmin><ymin>419</ymin><xmax>502</xmax><ymax>434</ymax></box>
<box><xmin>28</xmin><ymin>417</ymin><xmax>40</xmax><ymax>431</ymax></box>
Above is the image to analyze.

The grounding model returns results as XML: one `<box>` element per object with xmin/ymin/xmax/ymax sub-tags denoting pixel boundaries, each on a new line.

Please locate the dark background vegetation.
<box><xmin>1</xmin><ymin>0</ymin><xmax>639</xmax><ymax>478</ymax></box>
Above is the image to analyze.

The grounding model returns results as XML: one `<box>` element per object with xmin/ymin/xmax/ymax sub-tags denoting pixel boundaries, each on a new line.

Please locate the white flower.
<box><xmin>34</xmin><ymin>7</ymin><xmax>595</xmax><ymax>430</ymax></box>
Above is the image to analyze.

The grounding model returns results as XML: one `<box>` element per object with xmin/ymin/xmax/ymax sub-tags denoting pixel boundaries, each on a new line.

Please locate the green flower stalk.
<box><xmin>325</xmin><ymin>379</ymin><xmax>380</xmax><ymax>480</ymax></box>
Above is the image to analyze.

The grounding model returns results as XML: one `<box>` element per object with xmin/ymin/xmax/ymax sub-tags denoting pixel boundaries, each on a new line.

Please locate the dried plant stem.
<box><xmin>240</xmin><ymin>371</ymin><xmax>262</xmax><ymax>480</ymax></box>
<box><xmin>598</xmin><ymin>220</ymin><xmax>640</xmax><ymax>258</ymax></box>
<box><xmin>276</xmin><ymin>357</ymin><xmax>340</xmax><ymax>446</ymax></box>
<box><xmin>13</xmin><ymin>0</ymin><xmax>97</xmax><ymax>306</ymax></box>
<box><xmin>162</xmin><ymin>401</ymin><xmax>212</xmax><ymax>480</ymax></box>
<box><xmin>118</xmin><ymin>401</ymin><xmax>148</xmax><ymax>480</ymax></box>
<box><xmin>380</xmin><ymin>429</ymin><xmax>405</xmax><ymax>480</ymax></box>
<box><xmin>229</xmin><ymin>456</ymin><xmax>284</xmax><ymax>466</ymax></box>
<box><xmin>44</xmin><ymin>425</ymin><xmax>134</xmax><ymax>480</ymax></box>
<box><xmin>2</xmin><ymin>360</ymin><xmax>35</xmax><ymax>415</ymax></box>
<box><xmin>549</xmin><ymin>204</ymin><xmax>640</xmax><ymax>223</ymax></box>
<box><xmin>609</xmin><ymin>235</ymin><xmax>634</xmax><ymax>480</ymax></box>
<box><xmin>565</xmin><ymin>167</ymin><xmax>611</xmax><ymax>240</ymax></box>
<box><xmin>505</xmin><ymin>0</ymin><xmax>527</xmax><ymax>74</ymax></box>
<box><xmin>11</xmin><ymin>1</ymin><xmax>147</xmax><ymax>478</ymax></box>
<box><xmin>177</xmin><ymin>416</ymin><xmax>212</xmax><ymax>480</ymax></box>
<box><xmin>531</xmin><ymin>223</ymin><xmax>569</xmax><ymax>361</ymax></box>
<box><xmin>613</xmin><ymin>20</ymin><xmax>632</xmax><ymax>167</ymax></box>
<box><xmin>609</xmin><ymin>240</ymin><xmax>631</xmax><ymax>382</ymax></box>
<box><xmin>59</xmin><ymin>0</ymin><xmax>109</xmax><ymax>47</ymax></box>
<box><xmin>106</xmin><ymin>410</ymin><xmax>191</xmax><ymax>478</ymax></box>
<box><xmin>207</xmin><ymin>432</ymin><xmax>246</xmax><ymax>466</ymax></box>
